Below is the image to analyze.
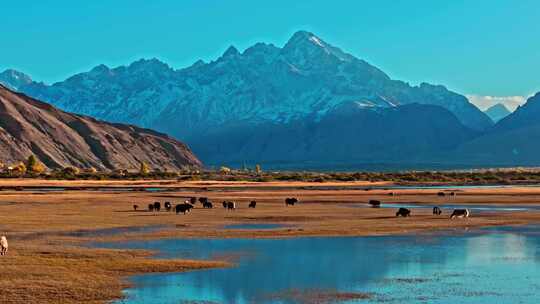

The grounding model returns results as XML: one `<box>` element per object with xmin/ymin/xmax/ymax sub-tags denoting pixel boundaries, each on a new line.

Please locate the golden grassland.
<box><xmin>0</xmin><ymin>244</ymin><xmax>226</xmax><ymax>304</ymax></box>
<box><xmin>0</xmin><ymin>178</ymin><xmax>540</xmax><ymax>303</ymax></box>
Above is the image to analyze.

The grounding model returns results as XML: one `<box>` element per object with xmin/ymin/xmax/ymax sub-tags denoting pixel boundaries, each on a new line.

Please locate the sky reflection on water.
<box><xmin>106</xmin><ymin>226</ymin><xmax>540</xmax><ymax>303</ymax></box>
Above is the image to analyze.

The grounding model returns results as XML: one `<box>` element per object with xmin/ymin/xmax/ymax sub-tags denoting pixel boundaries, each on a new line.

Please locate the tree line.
<box><xmin>2</xmin><ymin>155</ymin><xmax>540</xmax><ymax>184</ymax></box>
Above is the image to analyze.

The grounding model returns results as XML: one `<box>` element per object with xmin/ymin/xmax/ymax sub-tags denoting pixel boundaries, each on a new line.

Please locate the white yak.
<box><xmin>0</xmin><ymin>236</ymin><xmax>8</xmax><ymax>256</ymax></box>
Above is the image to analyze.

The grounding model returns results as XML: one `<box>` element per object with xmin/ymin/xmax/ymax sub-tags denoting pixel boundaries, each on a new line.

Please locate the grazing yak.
<box><xmin>396</xmin><ymin>208</ymin><xmax>411</xmax><ymax>217</ymax></box>
<box><xmin>433</xmin><ymin>206</ymin><xmax>442</xmax><ymax>215</ymax></box>
<box><xmin>175</xmin><ymin>203</ymin><xmax>194</xmax><ymax>214</ymax></box>
<box><xmin>249</xmin><ymin>201</ymin><xmax>257</xmax><ymax>208</ymax></box>
<box><xmin>368</xmin><ymin>200</ymin><xmax>381</xmax><ymax>208</ymax></box>
<box><xmin>164</xmin><ymin>202</ymin><xmax>172</xmax><ymax>212</ymax></box>
<box><xmin>450</xmin><ymin>192</ymin><xmax>456</xmax><ymax>197</ymax></box>
<box><xmin>148</xmin><ymin>204</ymin><xmax>154</xmax><ymax>212</ymax></box>
<box><xmin>133</xmin><ymin>204</ymin><xmax>139</xmax><ymax>211</ymax></box>
<box><xmin>222</xmin><ymin>201</ymin><xmax>228</xmax><ymax>208</ymax></box>
<box><xmin>285</xmin><ymin>198</ymin><xmax>298</xmax><ymax>206</ymax></box>
<box><xmin>190</xmin><ymin>197</ymin><xmax>197</xmax><ymax>205</ymax></box>
<box><xmin>199</xmin><ymin>197</ymin><xmax>208</xmax><ymax>204</ymax></box>
<box><xmin>153</xmin><ymin>201</ymin><xmax>161</xmax><ymax>212</ymax></box>
<box><xmin>227</xmin><ymin>201</ymin><xmax>236</xmax><ymax>210</ymax></box>
<box><xmin>203</xmin><ymin>201</ymin><xmax>213</xmax><ymax>209</ymax></box>
<box><xmin>450</xmin><ymin>209</ymin><xmax>470</xmax><ymax>219</ymax></box>
<box><xmin>437</xmin><ymin>192</ymin><xmax>446</xmax><ymax>197</ymax></box>
<box><xmin>0</xmin><ymin>236</ymin><xmax>7</xmax><ymax>256</ymax></box>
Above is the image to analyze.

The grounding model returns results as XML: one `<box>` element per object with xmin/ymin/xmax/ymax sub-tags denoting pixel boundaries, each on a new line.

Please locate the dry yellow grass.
<box><xmin>0</xmin><ymin>179</ymin><xmax>539</xmax><ymax>303</ymax></box>
<box><xmin>0</xmin><ymin>243</ymin><xmax>226</xmax><ymax>304</ymax></box>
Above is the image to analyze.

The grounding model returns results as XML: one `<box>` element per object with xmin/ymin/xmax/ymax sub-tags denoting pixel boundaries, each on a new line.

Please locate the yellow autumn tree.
<box><xmin>11</xmin><ymin>162</ymin><xmax>27</xmax><ymax>176</ymax></box>
<box><xmin>62</xmin><ymin>166</ymin><xmax>80</xmax><ymax>176</ymax></box>
<box><xmin>139</xmin><ymin>162</ymin><xmax>150</xmax><ymax>175</ymax></box>
<box><xmin>26</xmin><ymin>155</ymin><xmax>46</xmax><ymax>174</ymax></box>
<box><xmin>86</xmin><ymin>167</ymin><xmax>98</xmax><ymax>174</ymax></box>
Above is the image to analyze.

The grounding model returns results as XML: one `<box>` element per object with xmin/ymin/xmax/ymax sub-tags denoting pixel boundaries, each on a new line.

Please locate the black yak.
<box><xmin>175</xmin><ymin>203</ymin><xmax>193</xmax><ymax>214</ymax></box>
<box><xmin>450</xmin><ymin>209</ymin><xmax>470</xmax><ymax>219</ymax></box>
<box><xmin>285</xmin><ymin>198</ymin><xmax>298</xmax><ymax>206</ymax></box>
<box><xmin>368</xmin><ymin>200</ymin><xmax>381</xmax><ymax>208</ymax></box>
<box><xmin>396</xmin><ymin>208</ymin><xmax>411</xmax><ymax>217</ymax></box>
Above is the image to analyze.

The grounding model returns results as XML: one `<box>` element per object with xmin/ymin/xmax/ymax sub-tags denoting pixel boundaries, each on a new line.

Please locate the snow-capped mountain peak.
<box><xmin>0</xmin><ymin>30</ymin><xmax>492</xmax><ymax>145</ymax></box>
<box><xmin>282</xmin><ymin>30</ymin><xmax>356</xmax><ymax>63</ymax></box>
<box><xmin>0</xmin><ymin>69</ymin><xmax>33</xmax><ymax>90</ymax></box>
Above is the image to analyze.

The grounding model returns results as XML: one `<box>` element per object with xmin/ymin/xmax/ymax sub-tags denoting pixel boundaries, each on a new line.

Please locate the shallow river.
<box><xmin>104</xmin><ymin>226</ymin><xmax>540</xmax><ymax>303</ymax></box>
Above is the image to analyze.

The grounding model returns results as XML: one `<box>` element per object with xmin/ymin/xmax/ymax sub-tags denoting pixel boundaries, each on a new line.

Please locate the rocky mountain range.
<box><xmin>0</xmin><ymin>31</ymin><xmax>510</xmax><ymax>168</ymax></box>
<box><xmin>189</xmin><ymin>102</ymin><xmax>477</xmax><ymax>168</ymax></box>
<box><xmin>0</xmin><ymin>69</ymin><xmax>33</xmax><ymax>91</ymax></box>
<box><xmin>0</xmin><ymin>84</ymin><xmax>201</xmax><ymax>170</ymax></box>
<box><xmin>454</xmin><ymin>93</ymin><xmax>540</xmax><ymax>166</ymax></box>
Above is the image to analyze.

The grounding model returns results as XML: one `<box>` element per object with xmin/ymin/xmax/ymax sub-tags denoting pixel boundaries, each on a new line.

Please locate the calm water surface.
<box><xmin>106</xmin><ymin>226</ymin><xmax>540</xmax><ymax>303</ymax></box>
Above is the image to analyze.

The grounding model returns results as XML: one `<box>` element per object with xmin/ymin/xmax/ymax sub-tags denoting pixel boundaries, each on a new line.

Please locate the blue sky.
<box><xmin>1</xmin><ymin>0</ymin><xmax>539</xmax><ymax>100</ymax></box>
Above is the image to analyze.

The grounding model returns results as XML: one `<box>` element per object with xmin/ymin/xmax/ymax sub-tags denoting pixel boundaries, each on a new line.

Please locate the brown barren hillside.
<box><xmin>0</xmin><ymin>84</ymin><xmax>201</xmax><ymax>170</ymax></box>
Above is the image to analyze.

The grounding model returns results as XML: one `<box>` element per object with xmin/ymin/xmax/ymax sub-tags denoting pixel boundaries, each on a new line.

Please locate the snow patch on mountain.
<box><xmin>1</xmin><ymin>30</ymin><xmax>492</xmax><ymax>143</ymax></box>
